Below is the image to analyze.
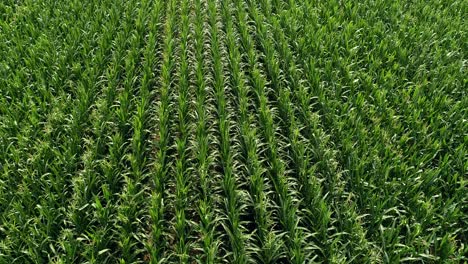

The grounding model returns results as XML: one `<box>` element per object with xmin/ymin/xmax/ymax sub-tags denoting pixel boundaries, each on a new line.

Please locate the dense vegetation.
<box><xmin>0</xmin><ymin>0</ymin><xmax>466</xmax><ymax>263</ymax></box>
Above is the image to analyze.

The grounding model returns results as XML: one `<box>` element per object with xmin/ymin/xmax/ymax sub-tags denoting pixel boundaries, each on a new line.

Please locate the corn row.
<box><xmin>170</xmin><ymin>0</ymin><xmax>193</xmax><ymax>262</ymax></box>
<box><xmin>191</xmin><ymin>0</ymin><xmax>222</xmax><ymax>262</ymax></box>
<box><xmin>206</xmin><ymin>0</ymin><xmax>249</xmax><ymax>262</ymax></box>
<box><xmin>147</xmin><ymin>0</ymin><xmax>178</xmax><ymax>262</ymax></box>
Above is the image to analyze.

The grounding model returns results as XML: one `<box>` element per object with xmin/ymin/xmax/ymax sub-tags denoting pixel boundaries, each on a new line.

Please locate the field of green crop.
<box><xmin>0</xmin><ymin>0</ymin><xmax>466</xmax><ymax>263</ymax></box>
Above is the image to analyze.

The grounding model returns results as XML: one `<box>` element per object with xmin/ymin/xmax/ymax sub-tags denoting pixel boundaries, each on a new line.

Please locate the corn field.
<box><xmin>0</xmin><ymin>0</ymin><xmax>466</xmax><ymax>263</ymax></box>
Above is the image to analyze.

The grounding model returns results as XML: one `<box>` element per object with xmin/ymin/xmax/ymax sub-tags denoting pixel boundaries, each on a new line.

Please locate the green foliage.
<box><xmin>0</xmin><ymin>0</ymin><xmax>465</xmax><ymax>263</ymax></box>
